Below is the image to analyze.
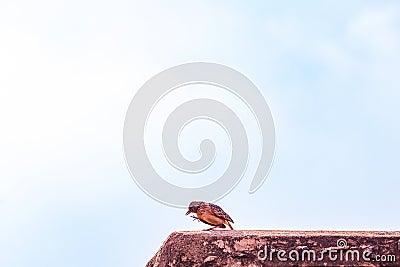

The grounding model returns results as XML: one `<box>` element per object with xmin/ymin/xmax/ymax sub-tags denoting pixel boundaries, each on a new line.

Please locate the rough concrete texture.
<box><xmin>147</xmin><ymin>230</ymin><xmax>400</xmax><ymax>267</ymax></box>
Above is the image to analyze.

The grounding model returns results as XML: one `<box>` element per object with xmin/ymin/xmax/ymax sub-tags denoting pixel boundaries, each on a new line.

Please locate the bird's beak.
<box><xmin>185</xmin><ymin>210</ymin><xmax>190</xmax><ymax>215</ymax></box>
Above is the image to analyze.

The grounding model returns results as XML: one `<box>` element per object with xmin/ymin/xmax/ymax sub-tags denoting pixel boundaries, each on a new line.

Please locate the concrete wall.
<box><xmin>147</xmin><ymin>230</ymin><xmax>400</xmax><ymax>266</ymax></box>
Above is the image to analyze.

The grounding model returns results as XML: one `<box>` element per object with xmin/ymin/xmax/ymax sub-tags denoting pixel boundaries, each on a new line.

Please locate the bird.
<box><xmin>185</xmin><ymin>201</ymin><xmax>234</xmax><ymax>231</ymax></box>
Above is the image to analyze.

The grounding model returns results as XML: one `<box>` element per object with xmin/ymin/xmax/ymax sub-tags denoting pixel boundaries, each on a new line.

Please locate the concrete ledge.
<box><xmin>147</xmin><ymin>230</ymin><xmax>400</xmax><ymax>266</ymax></box>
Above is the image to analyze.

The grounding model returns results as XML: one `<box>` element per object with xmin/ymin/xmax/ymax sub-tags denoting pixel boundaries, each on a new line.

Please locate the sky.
<box><xmin>1</xmin><ymin>1</ymin><xmax>400</xmax><ymax>266</ymax></box>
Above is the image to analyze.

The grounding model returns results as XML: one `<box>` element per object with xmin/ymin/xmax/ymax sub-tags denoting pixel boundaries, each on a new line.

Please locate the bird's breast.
<box><xmin>197</xmin><ymin>212</ymin><xmax>225</xmax><ymax>225</ymax></box>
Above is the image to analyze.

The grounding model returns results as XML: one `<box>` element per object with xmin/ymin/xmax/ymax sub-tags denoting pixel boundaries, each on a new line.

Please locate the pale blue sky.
<box><xmin>1</xmin><ymin>1</ymin><xmax>399</xmax><ymax>266</ymax></box>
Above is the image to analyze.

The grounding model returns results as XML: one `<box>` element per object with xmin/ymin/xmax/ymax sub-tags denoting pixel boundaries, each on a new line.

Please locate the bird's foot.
<box><xmin>203</xmin><ymin>226</ymin><xmax>218</xmax><ymax>231</ymax></box>
<box><xmin>190</xmin><ymin>215</ymin><xmax>200</xmax><ymax>222</ymax></box>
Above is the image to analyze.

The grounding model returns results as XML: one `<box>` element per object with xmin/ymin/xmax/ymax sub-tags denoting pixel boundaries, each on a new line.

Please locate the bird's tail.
<box><xmin>226</xmin><ymin>221</ymin><xmax>234</xmax><ymax>230</ymax></box>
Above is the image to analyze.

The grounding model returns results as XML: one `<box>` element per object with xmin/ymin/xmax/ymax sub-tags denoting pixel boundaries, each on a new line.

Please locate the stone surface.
<box><xmin>146</xmin><ymin>230</ymin><xmax>400</xmax><ymax>266</ymax></box>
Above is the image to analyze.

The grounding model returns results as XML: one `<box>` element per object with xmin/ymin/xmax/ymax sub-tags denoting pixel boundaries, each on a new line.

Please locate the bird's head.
<box><xmin>185</xmin><ymin>201</ymin><xmax>205</xmax><ymax>215</ymax></box>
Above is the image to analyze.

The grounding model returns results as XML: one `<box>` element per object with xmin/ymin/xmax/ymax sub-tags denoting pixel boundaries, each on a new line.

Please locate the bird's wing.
<box><xmin>209</xmin><ymin>203</ymin><xmax>234</xmax><ymax>223</ymax></box>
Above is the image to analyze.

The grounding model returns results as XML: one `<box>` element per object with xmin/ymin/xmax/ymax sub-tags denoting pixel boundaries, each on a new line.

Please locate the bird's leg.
<box><xmin>190</xmin><ymin>215</ymin><xmax>200</xmax><ymax>222</ymax></box>
<box><xmin>203</xmin><ymin>225</ymin><xmax>225</xmax><ymax>231</ymax></box>
<box><xmin>203</xmin><ymin>226</ymin><xmax>218</xmax><ymax>231</ymax></box>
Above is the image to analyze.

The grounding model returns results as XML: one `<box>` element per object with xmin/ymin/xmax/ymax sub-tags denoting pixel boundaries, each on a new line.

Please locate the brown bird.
<box><xmin>185</xmin><ymin>201</ymin><xmax>234</xmax><ymax>230</ymax></box>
